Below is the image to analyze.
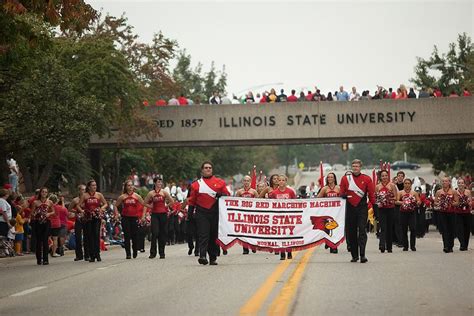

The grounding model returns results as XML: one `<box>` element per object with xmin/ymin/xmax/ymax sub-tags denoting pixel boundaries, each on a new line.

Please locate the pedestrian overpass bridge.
<box><xmin>90</xmin><ymin>97</ymin><xmax>473</xmax><ymax>148</ymax></box>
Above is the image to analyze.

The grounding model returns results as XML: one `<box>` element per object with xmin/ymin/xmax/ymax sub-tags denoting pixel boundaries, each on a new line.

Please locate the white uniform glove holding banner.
<box><xmin>217</xmin><ymin>197</ymin><xmax>346</xmax><ymax>252</ymax></box>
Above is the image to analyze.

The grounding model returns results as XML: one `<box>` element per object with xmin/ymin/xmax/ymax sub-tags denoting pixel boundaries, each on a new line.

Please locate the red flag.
<box><xmin>319</xmin><ymin>161</ymin><xmax>324</xmax><ymax>187</ymax></box>
<box><xmin>372</xmin><ymin>168</ymin><xmax>377</xmax><ymax>190</ymax></box>
<box><xmin>258</xmin><ymin>170</ymin><xmax>263</xmax><ymax>183</ymax></box>
<box><xmin>250</xmin><ymin>165</ymin><xmax>257</xmax><ymax>189</ymax></box>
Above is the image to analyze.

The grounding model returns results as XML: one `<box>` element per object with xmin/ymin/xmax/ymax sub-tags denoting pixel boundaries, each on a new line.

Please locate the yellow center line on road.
<box><xmin>267</xmin><ymin>247</ymin><xmax>317</xmax><ymax>316</ymax></box>
<box><xmin>239</xmin><ymin>252</ymin><xmax>299</xmax><ymax>316</ymax></box>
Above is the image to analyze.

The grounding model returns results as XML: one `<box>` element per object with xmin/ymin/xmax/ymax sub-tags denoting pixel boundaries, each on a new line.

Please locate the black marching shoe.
<box><xmin>459</xmin><ymin>247</ymin><xmax>467</xmax><ymax>251</ymax></box>
<box><xmin>89</xmin><ymin>257</ymin><xmax>95</xmax><ymax>263</ymax></box>
<box><xmin>133</xmin><ymin>251</ymin><xmax>138</xmax><ymax>259</ymax></box>
<box><xmin>96</xmin><ymin>255</ymin><xmax>101</xmax><ymax>262</ymax></box>
<box><xmin>379</xmin><ymin>247</ymin><xmax>385</xmax><ymax>253</ymax></box>
<box><xmin>223</xmin><ymin>250</ymin><xmax>228</xmax><ymax>255</ymax></box>
<box><xmin>350</xmin><ymin>257</ymin><xmax>359</xmax><ymax>262</ymax></box>
<box><xmin>198</xmin><ymin>257</ymin><xmax>208</xmax><ymax>265</ymax></box>
<box><xmin>84</xmin><ymin>257</ymin><xmax>90</xmax><ymax>261</ymax></box>
<box><xmin>209</xmin><ymin>260</ymin><xmax>218</xmax><ymax>266</ymax></box>
<box><xmin>37</xmin><ymin>260</ymin><xmax>42</xmax><ymax>265</ymax></box>
<box><xmin>243</xmin><ymin>248</ymin><xmax>249</xmax><ymax>255</ymax></box>
<box><xmin>149</xmin><ymin>254</ymin><xmax>156</xmax><ymax>259</ymax></box>
<box><xmin>74</xmin><ymin>257</ymin><xmax>83</xmax><ymax>261</ymax></box>
<box><xmin>360</xmin><ymin>257</ymin><xmax>368</xmax><ymax>263</ymax></box>
<box><xmin>43</xmin><ymin>261</ymin><xmax>49</xmax><ymax>265</ymax></box>
<box><xmin>287</xmin><ymin>252</ymin><xmax>293</xmax><ymax>259</ymax></box>
<box><xmin>252</xmin><ymin>249</ymin><xmax>256</xmax><ymax>253</ymax></box>
<box><xmin>403</xmin><ymin>248</ymin><xmax>408</xmax><ymax>251</ymax></box>
<box><xmin>188</xmin><ymin>247</ymin><xmax>194</xmax><ymax>255</ymax></box>
<box><xmin>443</xmin><ymin>248</ymin><xmax>448</xmax><ymax>253</ymax></box>
<box><xmin>126</xmin><ymin>255</ymin><xmax>131</xmax><ymax>259</ymax></box>
<box><xmin>330</xmin><ymin>248</ymin><xmax>338</xmax><ymax>254</ymax></box>
<box><xmin>411</xmin><ymin>247</ymin><xmax>416</xmax><ymax>252</ymax></box>
<box><xmin>194</xmin><ymin>251</ymin><xmax>199</xmax><ymax>257</ymax></box>
<box><xmin>387</xmin><ymin>249</ymin><xmax>393</xmax><ymax>253</ymax></box>
<box><xmin>159</xmin><ymin>255</ymin><xmax>165</xmax><ymax>259</ymax></box>
<box><xmin>280</xmin><ymin>253</ymin><xmax>286</xmax><ymax>260</ymax></box>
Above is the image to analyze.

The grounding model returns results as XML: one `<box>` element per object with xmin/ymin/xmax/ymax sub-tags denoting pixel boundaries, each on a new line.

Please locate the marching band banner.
<box><xmin>217</xmin><ymin>197</ymin><xmax>346</xmax><ymax>252</ymax></box>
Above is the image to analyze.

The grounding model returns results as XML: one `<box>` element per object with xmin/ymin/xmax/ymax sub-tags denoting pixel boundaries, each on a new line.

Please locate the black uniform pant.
<box><xmin>34</xmin><ymin>221</ymin><xmax>50</xmax><ymax>263</ymax></box>
<box><xmin>393</xmin><ymin>206</ymin><xmax>403</xmax><ymax>244</ymax></box>
<box><xmin>85</xmin><ymin>219</ymin><xmax>101</xmax><ymax>259</ymax></box>
<box><xmin>346</xmin><ymin>203</ymin><xmax>368</xmax><ymax>259</ymax></box>
<box><xmin>186</xmin><ymin>216</ymin><xmax>198</xmax><ymax>252</ymax></box>
<box><xmin>416</xmin><ymin>207</ymin><xmax>426</xmax><ymax>237</ymax></box>
<box><xmin>456</xmin><ymin>213</ymin><xmax>471</xmax><ymax>249</ymax></box>
<box><xmin>439</xmin><ymin>212</ymin><xmax>455</xmax><ymax>250</ymax></box>
<box><xmin>400</xmin><ymin>211</ymin><xmax>416</xmax><ymax>249</ymax></box>
<box><xmin>74</xmin><ymin>219</ymin><xmax>89</xmax><ymax>259</ymax></box>
<box><xmin>121</xmin><ymin>216</ymin><xmax>139</xmax><ymax>257</ymax></box>
<box><xmin>137</xmin><ymin>225</ymin><xmax>147</xmax><ymax>251</ymax></box>
<box><xmin>168</xmin><ymin>215</ymin><xmax>179</xmax><ymax>244</ymax></box>
<box><xmin>195</xmin><ymin>208</ymin><xmax>218</xmax><ymax>261</ymax></box>
<box><xmin>150</xmin><ymin>213</ymin><xmax>168</xmax><ymax>256</ymax></box>
<box><xmin>378</xmin><ymin>207</ymin><xmax>394</xmax><ymax>250</ymax></box>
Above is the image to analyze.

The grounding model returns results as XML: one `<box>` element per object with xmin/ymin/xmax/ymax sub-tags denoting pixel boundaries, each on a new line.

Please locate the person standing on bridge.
<box><xmin>115</xmin><ymin>180</ymin><xmax>152</xmax><ymax>259</ymax></box>
<box><xmin>454</xmin><ymin>178</ymin><xmax>472</xmax><ymax>251</ymax></box>
<box><xmin>77</xmin><ymin>180</ymin><xmax>108</xmax><ymax>262</ymax></box>
<box><xmin>235</xmin><ymin>175</ymin><xmax>258</xmax><ymax>255</ymax></box>
<box><xmin>340</xmin><ymin>159</ymin><xmax>375</xmax><ymax>263</ymax></box>
<box><xmin>188</xmin><ymin>161</ymin><xmax>230</xmax><ymax>265</ymax></box>
<box><xmin>375</xmin><ymin>170</ymin><xmax>397</xmax><ymax>253</ymax></box>
<box><xmin>268</xmin><ymin>174</ymin><xmax>296</xmax><ymax>260</ymax></box>
<box><xmin>317</xmin><ymin>172</ymin><xmax>341</xmax><ymax>254</ymax></box>
<box><xmin>435</xmin><ymin>177</ymin><xmax>459</xmax><ymax>253</ymax></box>
<box><xmin>144</xmin><ymin>177</ymin><xmax>174</xmax><ymax>259</ymax></box>
<box><xmin>395</xmin><ymin>178</ymin><xmax>421</xmax><ymax>251</ymax></box>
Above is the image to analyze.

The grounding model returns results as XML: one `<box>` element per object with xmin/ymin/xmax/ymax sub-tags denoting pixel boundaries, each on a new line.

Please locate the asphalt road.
<box><xmin>0</xmin><ymin>231</ymin><xmax>472</xmax><ymax>316</ymax></box>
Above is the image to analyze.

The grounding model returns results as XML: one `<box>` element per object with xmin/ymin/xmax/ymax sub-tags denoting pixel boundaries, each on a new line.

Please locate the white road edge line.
<box><xmin>10</xmin><ymin>286</ymin><xmax>47</xmax><ymax>297</ymax></box>
<box><xmin>97</xmin><ymin>264</ymin><xmax>118</xmax><ymax>270</ymax></box>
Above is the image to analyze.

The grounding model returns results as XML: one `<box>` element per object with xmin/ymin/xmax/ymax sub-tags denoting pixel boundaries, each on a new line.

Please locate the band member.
<box><xmin>340</xmin><ymin>159</ymin><xmax>375</xmax><ymax>263</ymax></box>
<box><xmin>258</xmin><ymin>174</ymin><xmax>279</xmax><ymax>198</ymax></box>
<box><xmin>435</xmin><ymin>177</ymin><xmax>460</xmax><ymax>253</ymax></box>
<box><xmin>144</xmin><ymin>177</ymin><xmax>174</xmax><ymax>259</ymax></box>
<box><xmin>395</xmin><ymin>179</ymin><xmax>421</xmax><ymax>251</ymax></box>
<box><xmin>183</xmin><ymin>183</ymin><xmax>199</xmax><ymax>256</ymax></box>
<box><xmin>375</xmin><ymin>170</ymin><xmax>397</xmax><ymax>253</ymax></box>
<box><xmin>77</xmin><ymin>180</ymin><xmax>108</xmax><ymax>262</ymax></box>
<box><xmin>69</xmin><ymin>185</ymin><xmax>89</xmax><ymax>261</ymax></box>
<box><xmin>115</xmin><ymin>180</ymin><xmax>152</xmax><ymax>259</ymax></box>
<box><xmin>268</xmin><ymin>174</ymin><xmax>296</xmax><ymax>260</ymax></box>
<box><xmin>393</xmin><ymin>171</ymin><xmax>405</xmax><ymax>248</ymax></box>
<box><xmin>455</xmin><ymin>178</ymin><xmax>472</xmax><ymax>251</ymax></box>
<box><xmin>235</xmin><ymin>175</ymin><xmax>258</xmax><ymax>254</ymax></box>
<box><xmin>188</xmin><ymin>161</ymin><xmax>230</xmax><ymax>265</ymax></box>
<box><xmin>30</xmin><ymin>187</ymin><xmax>54</xmax><ymax>265</ymax></box>
<box><xmin>317</xmin><ymin>172</ymin><xmax>340</xmax><ymax>253</ymax></box>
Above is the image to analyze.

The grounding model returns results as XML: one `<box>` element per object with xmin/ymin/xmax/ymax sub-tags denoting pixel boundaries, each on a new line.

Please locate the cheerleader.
<box><xmin>235</xmin><ymin>175</ymin><xmax>258</xmax><ymax>254</ymax></box>
<box><xmin>258</xmin><ymin>174</ymin><xmax>279</xmax><ymax>198</ymax></box>
<box><xmin>30</xmin><ymin>188</ymin><xmax>54</xmax><ymax>265</ymax></box>
<box><xmin>317</xmin><ymin>172</ymin><xmax>340</xmax><ymax>253</ymax></box>
<box><xmin>144</xmin><ymin>177</ymin><xmax>174</xmax><ymax>259</ymax></box>
<box><xmin>435</xmin><ymin>177</ymin><xmax>460</xmax><ymax>253</ymax></box>
<box><xmin>268</xmin><ymin>175</ymin><xmax>296</xmax><ymax>260</ymax></box>
<box><xmin>114</xmin><ymin>180</ymin><xmax>152</xmax><ymax>259</ymax></box>
<box><xmin>375</xmin><ymin>170</ymin><xmax>397</xmax><ymax>253</ymax></box>
<box><xmin>77</xmin><ymin>180</ymin><xmax>108</xmax><ymax>262</ymax></box>
<box><xmin>455</xmin><ymin>178</ymin><xmax>472</xmax><ymax>251</ymax></box>
<box><xmin>395</xmin><ymin>179</ymin><xmax>421</xmax><ymax>251</ymax></box>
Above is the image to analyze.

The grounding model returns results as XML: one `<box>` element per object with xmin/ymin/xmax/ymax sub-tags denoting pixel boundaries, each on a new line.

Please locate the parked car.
<box><xmin>391</xmin><ymin>161</ymin><xmax>420</xmax><ymax>170</ymax></box>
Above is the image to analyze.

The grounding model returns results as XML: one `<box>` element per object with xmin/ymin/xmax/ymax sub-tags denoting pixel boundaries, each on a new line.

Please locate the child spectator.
<box><xmin>15</xmin><ymin>210</ymin><xmax>26</xmax><ymax>256</ymax></box>
<box><xmin>7</xmin><ymin>218</ymin><xmax>17</xmax><ymax>256</ymax></box>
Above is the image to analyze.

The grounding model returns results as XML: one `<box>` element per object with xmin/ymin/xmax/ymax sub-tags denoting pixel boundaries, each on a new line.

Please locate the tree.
<box><xmin>411</xmin><ymin>33</ymin><xmax>472</xmax><ymax>95</ymax></box>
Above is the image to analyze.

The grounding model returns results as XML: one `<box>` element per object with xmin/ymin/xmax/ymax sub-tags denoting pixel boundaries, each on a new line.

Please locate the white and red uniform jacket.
<box><xmin>188</xmin><ymin>176</ymin><xmax>230</xmax><ymax>210</ymax></box>
<box><xmin>340</xmin><ymin>173</ymin><xmax>375</xmax><ymax>207</ymax></box>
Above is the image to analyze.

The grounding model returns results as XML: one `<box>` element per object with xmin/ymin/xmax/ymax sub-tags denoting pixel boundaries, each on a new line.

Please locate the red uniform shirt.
<box><xmin>438</xmin><ymin>191</ymin><xmax>455</xmax><ymax>213</ymax></box>
<box><xmin>122</xmin><ymin>194</ymin><xmax>140</xmax><ymax>217</ymax></box>
<box><xmin>268</xmin><ymin>187</ymin><xmax>296</xmax><ymax>199</ymax></box>
<box><xmin>84</xmin><ymin>194</ymin><xmax>101</xmax><ymax>215</ymax></box>
<box><xmin>287</xmin><ymin>95</ymin><xmax>298</xmax><ymax>102</ymax></box>
<box><xmin>57</xmin><ymin>205</ymin><xmax>68</xmax><ymax>226</ymax></box>
<box><xmin>339</xmin><ymin>173</ymin><xmax>375</xmax><ymax>207</ymax></box>
<box><xmin>377</xmin><ymin>184</ymin><xmax>395</xmax><ymax>208</ymax></box>
<box><xmin>152</xmin><ymin>190</ymin><xmax>168</xmax><ymax>214</ymax></box>
<box><xmin>455</xmin><ymin>190</ymin><xmax>471</xmax><ymax>214</ymax></box>
<box><xmin>188</xmin><ymin>176</ymin><xmax>230</xmax><ymax>210</ymax></box>
<box><xmin>325</xmin><ymin>188</ymin><xmax>339</xmax><ymax>198</ymax></box>
<box><xmin>240</xmin><ymin>189</ymin><xmax>257</xmax><ymax>198</ymax></box>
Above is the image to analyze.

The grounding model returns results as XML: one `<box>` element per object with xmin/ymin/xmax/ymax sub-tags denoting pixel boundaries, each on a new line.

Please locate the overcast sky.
<box><xmin>88</xmin><ymin>0</ymin><xmax>473</xmax><ymax>96</ymax></box>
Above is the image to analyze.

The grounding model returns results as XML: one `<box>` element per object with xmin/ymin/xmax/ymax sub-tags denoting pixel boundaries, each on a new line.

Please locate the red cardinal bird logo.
<box><xmin>310</xmin><ymin>216</ymin><xmax>339</xmax><ymax>237</ymax></box>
